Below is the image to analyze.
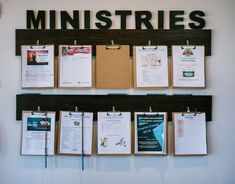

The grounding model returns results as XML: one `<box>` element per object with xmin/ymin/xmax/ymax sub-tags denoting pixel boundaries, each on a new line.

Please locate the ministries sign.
<box><xmin>26</xmin><ymin>10</ymin><xmax>206</xmax><ymax>30</ymax></box>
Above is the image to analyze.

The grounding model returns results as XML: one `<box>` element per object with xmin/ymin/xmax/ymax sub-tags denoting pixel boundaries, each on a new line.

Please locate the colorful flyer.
<box><xmin>135</xmin><ymin>112</ymin><xmax>167</xmax><ymax>155</ymax></box>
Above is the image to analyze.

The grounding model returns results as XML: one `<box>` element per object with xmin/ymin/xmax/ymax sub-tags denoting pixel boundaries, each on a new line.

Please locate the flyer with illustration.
<box><xmin>97</xmin><ymin>112</ymin><xmax>131</xmax><ymax>155</ymax></box>
<box><xmin>135</xmin><ymin>46</ymin><xmax>168</xmax><ymax>88</ymax></box>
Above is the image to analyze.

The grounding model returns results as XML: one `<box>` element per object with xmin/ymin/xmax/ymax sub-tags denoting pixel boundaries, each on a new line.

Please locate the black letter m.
<box><xmin>27</xmin><ymin>10</ymin><xmax>46</xmax><ymax>29</ymax></box>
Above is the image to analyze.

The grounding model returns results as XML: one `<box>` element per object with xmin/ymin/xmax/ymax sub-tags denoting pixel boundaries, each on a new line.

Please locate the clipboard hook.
<box><xmin>142</xmin><ymin>40</ymin><xmax>157</xmax><ymax>50</ymax></box>
<box><xmin>69</xmin><ymin>106</ymin><xmax>84</xmax><ymax>116</ymax></box>
<box><xmin>105</xmin><ymin>40</ymin><xmax>121</xmax><ymax>50</ymax></box>
<box><xmin>143</xmin><ymin>107</ymin><xmax>159</xmax><ymax>116</ymax></box>
<box><xmin>31</xmin><ymin>106</ymin><xmax>47</xmax><ymax>116</ymax></box>
<box><xmin>182</xmin><ymin>106</ymin><xmax>197</xmax><ymax>116</ymax></box>
<box><xmin>186</xmin><ymin>40</ymin><xmax>189</xmax><ymax>46</ymax></box>
<box><xmin>181</xmin><ymin>40</ymin><xmax>196</xmax><ymax>49</ymax></box>
<box><xmin>30</xmin><ymin>40</ymin><xmax>46</xmax><ymax>49</ymax></box>
<box><xmin>107</xmin><ymin>106</ymin><xmax>122</xmax><ymax>116</ymax></box>
<box><xmin>68</xmin><ymin>40</ymin><xmax>78</xmax><ymax>49</ymax></box>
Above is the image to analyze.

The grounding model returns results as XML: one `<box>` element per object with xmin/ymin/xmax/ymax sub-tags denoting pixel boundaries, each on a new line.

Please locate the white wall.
<box><xmin>0</xmin><ymin>0</ymin><xmax>235</xmax><ymax>184</ymax></box>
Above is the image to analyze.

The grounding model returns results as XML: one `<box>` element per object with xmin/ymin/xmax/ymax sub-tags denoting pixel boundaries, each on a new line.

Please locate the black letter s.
<box><xmin>189</xmin><ymin>11</ymin><xmax>206</xmax><ymax>29</ymax></box>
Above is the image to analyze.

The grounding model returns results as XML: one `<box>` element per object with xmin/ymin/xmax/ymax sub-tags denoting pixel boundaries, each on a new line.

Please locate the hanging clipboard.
<box><xmin>20</xmin><ymin>110</ymin><xmax>56</xmax><ymax>156</ymax></box>
<box><xmin>172</xmin><ymin>44</ymin><xmax>206</xmax><ymax>88</ymax></box>
<box><xmin>96</xmin><ymin>43</ymin><xmax>131</xmax><ymax>89</ymax></box>
<box><xmin>58</xmin><ymin>45</ymin><xmax>93</xmax><ymax>88</ymax></box>
<box><xmin>133</xmin><ymin>45</ymin><xmax>169</xmax><ymax>89</ymax></box>
<box><xmin>57</xmin><ymin>111</ymin><xmax>93</xmax><ymax>156</ymax></box>
<box><xmin>97</xmin><ymin>111</ymin><xmax>132</xmax><ymax>155</ymax></box>
<box><xmin>173</xmin><ymin>110</ymin><xmax>207</xmax><ymax>156</ymax></box>
<box><xmin>21</xmin><ymin>44</ymin><xmax>55</xmax><ymax>88</ymax></box>
<box><xmin>134</xmin><ymin>111</ymin><xmax>168</xmax><ymax>155</ymax></box>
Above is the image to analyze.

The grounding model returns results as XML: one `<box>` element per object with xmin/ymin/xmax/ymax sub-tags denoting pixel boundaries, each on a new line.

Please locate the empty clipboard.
<box><xmin>96</xmin><ymin>44</ymin><xmax>131</xmax><ymax>89</ymax></box>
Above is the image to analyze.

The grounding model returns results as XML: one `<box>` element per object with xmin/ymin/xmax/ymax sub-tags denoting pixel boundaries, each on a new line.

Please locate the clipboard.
<box><xmin>172</xmin><ymin>110</ymin><xmax>207</xmax><ymax>156</ymax></box>
<box><xmin>133</xmin><ymin>45</ymin><xmax>169</xmax><ymax>89</ymax></box>
<box><xmin>21</xmin><ymin>110</ymin><xmax>56</xmax><ymax>156</ymax></box>
<box><xmin>20</xmin><ymin>110</ymin><xmax>56</xmax><ymax>168</ymax></box>
<box><xmin>172</xmin><ymin>44</ymin><xmax>206</xmax><ymax>88</ymax></box>
<box><xmin>96</xmin><ymin>44</ymin><xmax>131</xmax><ymax>89</ymax></box>
<box><xmin>58</xmin><ymin>45</ymin><xmax>93</xmax><ymax>88</ymax></box>
<box><xmin>21</xmin><ymin>44</ymin><xmax>55</xmax><ymax>88</ymax></box>
<box><xmin>57</xmin><ymin>111</ymin><xmax>93</xmax><ymax>156</ymax></box>
<box><xmin>97</xmin><ymin>111</ymin><xmax>132</xmax><ymax>155</ymax></box>
<box><xmin>134</xmin><ymin>111</ymin><xmax>168</xmax><ymax>155</ymax></box>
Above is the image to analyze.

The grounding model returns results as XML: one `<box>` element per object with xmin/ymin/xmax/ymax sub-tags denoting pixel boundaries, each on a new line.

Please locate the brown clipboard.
<box><xmin>20</xmin><ymin>110</ymin><xmax>56</xmax><ymax>156</ymax></box>
<box><xmin>134</xmin><ymin>112</ymin><xmax>168</xmax><ymax>156</ymax></box>
<box><xmin>96</xmin><ymin>45</ymin><xmax>131</xmax><ymax>89</ymax></box>
<box><xmin>172</xmin><ymin>112</ymin><xmax>208</xmax><ymax>156</ymax></box>
<box><xmin>133</xmin><ymin>46</ymin><xmax>169</xmax><ymax>89</ymax></box>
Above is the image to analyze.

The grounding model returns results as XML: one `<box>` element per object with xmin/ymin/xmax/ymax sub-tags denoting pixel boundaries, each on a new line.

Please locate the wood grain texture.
<box><xmin>16</xmin><ymin>94</ymin><xmax>212</xmax><ymax>121</ymax></box>
<box><xmin>15</xmin><ymin>29</ymin><xmax>212</xmax><ymax>56</ymax></box>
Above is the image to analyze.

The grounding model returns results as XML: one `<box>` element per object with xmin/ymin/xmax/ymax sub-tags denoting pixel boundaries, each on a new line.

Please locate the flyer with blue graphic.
<box><xmin>135</xmin><ymin>112</ymin><xmax>167</xmax><ymax>154</ymax></box>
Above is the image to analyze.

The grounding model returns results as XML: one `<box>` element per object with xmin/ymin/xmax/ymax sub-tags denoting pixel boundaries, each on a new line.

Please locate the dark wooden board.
<box><xmin>16</xmin><ymin>94</ymin><xmax>212</xmax><ymax>121</ymax></box>
<box><xmin>15</xmin><ymin>29</ymin><xmax>211</xmax><ymax>56</ymax></box>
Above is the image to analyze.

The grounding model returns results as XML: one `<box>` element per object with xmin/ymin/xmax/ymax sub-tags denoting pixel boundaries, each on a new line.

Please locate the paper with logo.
<box><xmin>59</xmin><ymin>45</ymin><xmax>92</xmax><ymax>88</ymax></box>
<box><xmin>21</xmin><ymin>111</ymin><xmax>56</xmax><ymax>155</ymax></box>
<box><xmin>97</xmin><ymin>112</ymin><xmax>131</xmax><ymax>155</ymax></box>
<box><xmin>135</xmin><ymin>112</ymin><xmax>167</xmax><ymax>154</ymax></box>
<box><xmin>173</xmin><ymin>112</ymin><xmax>207</xmax><ymax>155</ymax></box>
<box><xmin>172</xmin><ymin>45</ymin><xmax>205</xmax><ymax>87</ymax></box>
<box><xmin>135</xmin><ymin>46</ymin><xmax>169</xmax><ymax>88</ymax></box>
<box><xmin>21</xmin><ymin>45</ymin><xmax>54</xmax><ymax>88</ymax></box>
<box><xmin>58</xmin><ymin>111</ymin><xmax>93</xmax><ymax>155</ymax></box>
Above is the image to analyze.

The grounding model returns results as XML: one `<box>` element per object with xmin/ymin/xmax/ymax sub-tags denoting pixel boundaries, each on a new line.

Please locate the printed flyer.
<box><xmin>135</xmin><ymin>112</ymin><xmax>167</xmax><ymax>154</ymax></box>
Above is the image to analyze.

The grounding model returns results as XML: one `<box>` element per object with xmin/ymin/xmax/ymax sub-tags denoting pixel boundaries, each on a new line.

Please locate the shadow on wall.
<box><xmin>0</xmin><ymin>3</ymin><xmax>2</xmax><ymax>19</ymax></box>
<box><xmin>95</xmin><ymin>156</ymin><xmax>132</xmax><ymax>172</ymax></box>
<box><xmin>173</xmin><ymin>156</ymin><xmax>208</xmax><ymax>168</ymax></box>
<box><xmin>0</xmin><ymin>121</ymin><xmax>4</xmax><ymax>156</ymax></box>
<box><xmin>134</xmin><ymin>156</ymin><xmax>168</xmax><ymax>171</ymax></box>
